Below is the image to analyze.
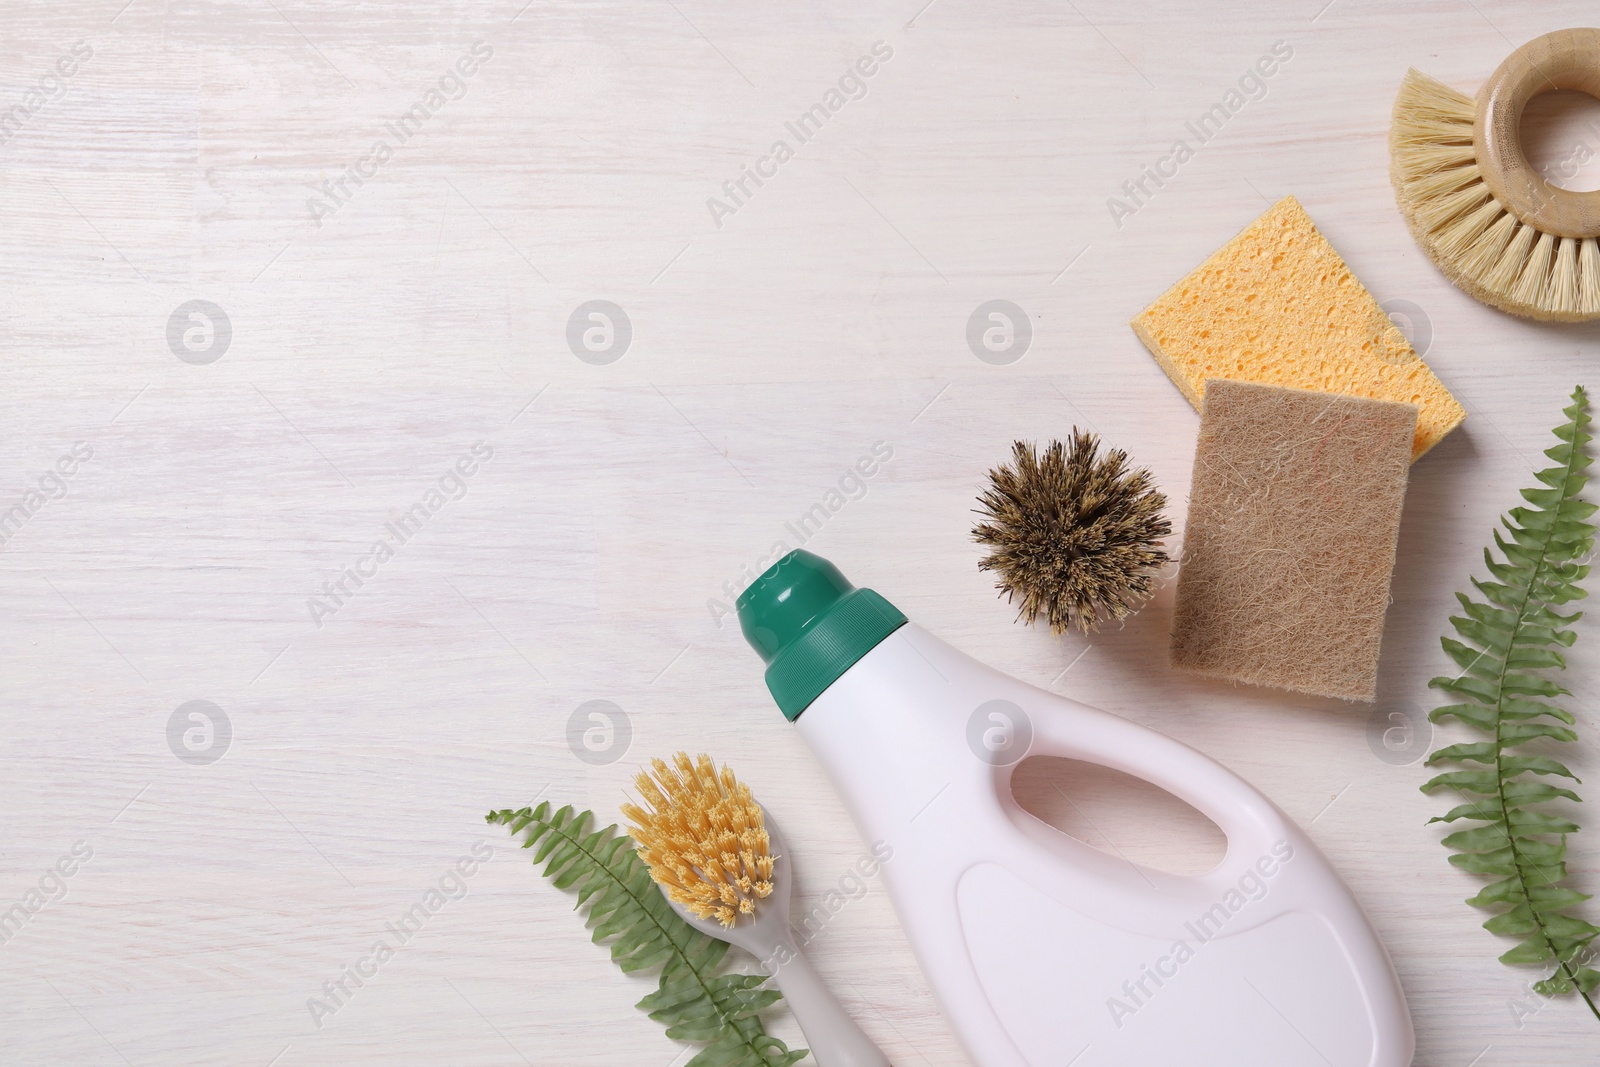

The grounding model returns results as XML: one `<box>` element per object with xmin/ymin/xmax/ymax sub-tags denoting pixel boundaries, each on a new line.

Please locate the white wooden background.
<box><xmin>2</xmin><ymin>0</ymin><xmax>1599</xmax><ymax>1064</ymax></box>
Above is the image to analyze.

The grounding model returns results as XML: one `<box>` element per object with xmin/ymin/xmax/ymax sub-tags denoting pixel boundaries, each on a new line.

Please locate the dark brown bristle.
<box><xmin>972</xmin><ymin>433</ymin><xmax>1171</xmax><ymax>634</ymax></box>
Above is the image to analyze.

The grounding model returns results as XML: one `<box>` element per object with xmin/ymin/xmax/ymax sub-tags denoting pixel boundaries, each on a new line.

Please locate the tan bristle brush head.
<box><xmin>621</xmin><ymin>753</ymin><xmax>776</xmax><ymax>928</ymax></box>
<box><xmin>1390</xmin><ymin>29</ymin><xmax>1600</xmax><ymax>322</ymax></box>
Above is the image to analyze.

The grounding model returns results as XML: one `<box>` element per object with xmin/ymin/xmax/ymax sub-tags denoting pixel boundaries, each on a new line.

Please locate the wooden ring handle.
<box><xmin>1473</xmin><ymin>27</ymin><xmax>1600</xmax><ymax>239</ymax></box>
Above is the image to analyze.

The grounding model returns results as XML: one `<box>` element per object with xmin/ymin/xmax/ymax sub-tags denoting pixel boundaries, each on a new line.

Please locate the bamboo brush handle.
<box><xmin>1474</xmin><ymin>27</ymin><xmax>1600</xmax><ymax>239</ymax></box>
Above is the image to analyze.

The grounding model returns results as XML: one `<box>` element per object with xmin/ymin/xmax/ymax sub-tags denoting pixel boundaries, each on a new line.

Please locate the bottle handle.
<box><xmin>1018</xmin><ymin>696</ymin><xmax>1290</xmax><ymax>874</ymax></box>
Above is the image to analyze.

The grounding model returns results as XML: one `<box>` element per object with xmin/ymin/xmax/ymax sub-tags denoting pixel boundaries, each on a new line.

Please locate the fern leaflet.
<box><xmin>487</xmin><ymin>802</ymin><xmax>808</xmax><ymax>1066</ymax></box>
<box><xmin>1422</xmin><ymin>386</ymin><xmax>1600</xmax><ymax>1020</ymax></box>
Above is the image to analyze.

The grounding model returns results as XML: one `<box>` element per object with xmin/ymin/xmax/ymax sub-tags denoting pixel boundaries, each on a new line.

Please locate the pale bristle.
<box><xmin>1392</xmin><ymin>143</ymin><xmax>1477</xmax><ymax>180</ymax></box>
<box><xmin>1550</xmin><ymin>237</ymin><xmax>1581</xmax><ymax>314</ymax></box>
<box><xmin>1412</xmin><ymin>182</ymin><xmax>1493</xmax><ymax>235</ymax></box>
<box><xmin>1433</xmin><ymin>199</ymin><xmax>1507</xmax><ymax>265</ymax></box>
<box><xmin>623</xmin><ymin>752</ymin><xmax>775</xmax><ymax>928</ymax></box>
<box><xmin>1512</xmin><ymin>230</ymin><xmax>1558</xmax><ymax>308</ymax></box>
<box><xmin>1393</xmin><ymin>69</ymin><xmax>1477</xmax><ymax>128</ymax></box>
<box><xmin>1453</xmin><ymin>209</ymin><xmax>1519</xmax><ymax>281</ymax></box>
<box><xmin>1390</xmin><ymin>67</ymin><xmax>1600</xmax><ymax>322</ymax></box>
<box><xmin>1401</xmin><ymin>160</ymin><xmax>1482</xmax><ymax>205</ymax></box>
<box><xmin>1484</xmin><ymin>222</ymin><xmax>1538</xmax><ymax>296</ymax></box>
<box><xmin>1581</xmin><ymin>239</ymin><xmax>1600</xmax><ymax>315</ymax></box>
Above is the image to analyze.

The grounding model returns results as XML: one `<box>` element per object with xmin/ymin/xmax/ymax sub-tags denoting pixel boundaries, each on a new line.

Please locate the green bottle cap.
<box><xmin>736</xmin><ymin>550</ymin><xmax>906</xmax><ymax>721</ymax></box>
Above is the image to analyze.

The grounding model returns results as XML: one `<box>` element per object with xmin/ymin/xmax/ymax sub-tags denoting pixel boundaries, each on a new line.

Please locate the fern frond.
<box><xmin>1422</xmin><ymin>386</ymin><xmax>1600</xmax><ymax>1017</ymax></box>
<box><xmin>486</xmin><ymin>802</ymin><xmax>807</xmax><ymax>1066</ymax></box>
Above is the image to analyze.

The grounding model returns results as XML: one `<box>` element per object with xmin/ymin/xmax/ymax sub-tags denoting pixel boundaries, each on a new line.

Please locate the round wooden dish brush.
<box><xmin>1391</xmin><ymin>27</ymin><xmax>1600</xmax><ymax>322</ymax></box>
<box><xmin>623</xmin><ymin>753</ymin><xmax>891</xmax><ymax>1067</ymax></box>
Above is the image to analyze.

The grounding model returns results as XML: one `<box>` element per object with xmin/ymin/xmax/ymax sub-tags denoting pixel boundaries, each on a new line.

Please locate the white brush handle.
<box><xmin>764</xmin><ymin>935</ymin><xmax>891</xmax><ymax>1067</ymax></box>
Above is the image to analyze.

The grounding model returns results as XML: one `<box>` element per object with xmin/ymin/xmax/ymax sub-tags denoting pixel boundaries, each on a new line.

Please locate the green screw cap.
<box><xmin>736</xmin><ymin>550</ymin><xmax>906</xmax><ymax>721</ymax></box>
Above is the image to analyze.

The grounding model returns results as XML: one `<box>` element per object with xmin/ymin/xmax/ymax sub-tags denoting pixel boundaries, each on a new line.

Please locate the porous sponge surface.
<box><xmin>1131</xmin><ymin>195</ymin><xmax>1464</xmax><ymax>460</ymax></box>
<box><xmin>1170</xmin><ymin>379</ymin><xmax>1417</xmax><ymax>703</ymax></box>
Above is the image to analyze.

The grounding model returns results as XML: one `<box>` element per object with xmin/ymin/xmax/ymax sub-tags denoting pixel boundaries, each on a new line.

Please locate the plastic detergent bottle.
<box><xmin>736</xmin><ymin>549</ymin><xmax>1413</xmax><ymax>1067</ymax></box>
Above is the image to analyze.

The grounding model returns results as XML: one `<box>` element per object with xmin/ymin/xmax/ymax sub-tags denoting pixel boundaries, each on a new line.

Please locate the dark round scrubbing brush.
<box><xmin>973</xmin><ymin>433</ymin><xmax>1171</xmax><ymax>634</ymax></box>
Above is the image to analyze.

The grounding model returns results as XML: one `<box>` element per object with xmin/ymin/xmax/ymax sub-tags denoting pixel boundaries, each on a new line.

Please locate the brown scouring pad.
<box><xmin>1170</xmin><ymin>379</ymin><xmax>1417</xmax><ymax>702</ymax></box>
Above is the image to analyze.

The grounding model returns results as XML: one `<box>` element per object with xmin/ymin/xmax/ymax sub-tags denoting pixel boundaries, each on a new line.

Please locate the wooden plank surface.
<box><xmin>2</xmin><ymin>0</ymin><xmax>1599</xmax><ymax>1063</ymax></box>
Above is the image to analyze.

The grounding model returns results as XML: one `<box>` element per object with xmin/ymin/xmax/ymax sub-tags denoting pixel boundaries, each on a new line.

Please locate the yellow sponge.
<box><xmin>1131</xmin><ymin>196</ymin><xmax>1464</xmax><ymax>460</ymax></box>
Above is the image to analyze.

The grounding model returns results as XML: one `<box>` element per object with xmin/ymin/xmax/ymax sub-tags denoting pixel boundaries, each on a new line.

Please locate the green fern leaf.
<box><xmin>487</xmin><ymin>802</ymin><xmax>808</xmax><ymax>1066</ymax></box>
<box><xmin>1422</xmin><ymin>386</ymin><xmax>1600</xmax><ymax>1025</ymax></box>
